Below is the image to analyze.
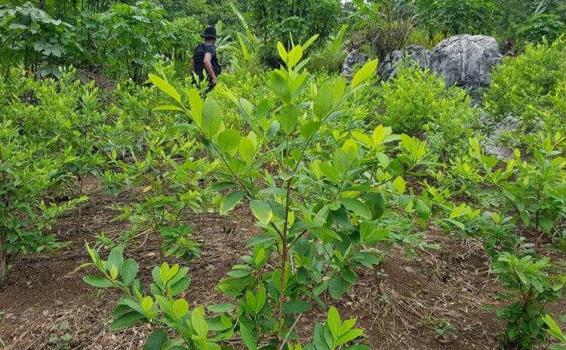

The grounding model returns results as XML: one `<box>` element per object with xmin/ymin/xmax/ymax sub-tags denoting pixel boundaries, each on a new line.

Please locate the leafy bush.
<box><xmin>161</xmin><ymin>16</ymin><xmax>203</xmax><ymax>63</ymax></box>
<box><xmin>0</xmin><ymin>74</ymin><xmax>91</xmax><ymax>282</ymax></box>
<box><xmin>485</xmin><ymin>39</ymin><xmax>566</xmax><ymax>130</ymax></box>
<box><xmin>77</xmin><ymin>1</ymin><xmax>173</xmax><ymax>80</ymax></box>
<box><xmin>108</xmin><ymin>125</ymin><xmax>218</xmax><ymax>259</ymax></box>
<box><xmin>244</xmin><ymin>0</ymin><xmax>341</xmax><ymax>66</ymax></box>
<box><xmin>0</xmin><ymin>119</ymin><xmax>82</xmax><ymax>281</ymax></box>
<box><xmin>379</xmin><ymin>66</ymin><xmax>477</xmax><ymax>151</ymax></box>
<box><xmin>348</xmin><ymin>0</ymin><xmax>416</xmax><ymax>59</ymax></box>
<box><xmin>518</xmin><ymin>14</ymin><xmax>566</xmax><ymax>44</ymax></box>
<box><xmin>0</xmin><ymin>2</ymin><xmax>78</xmax><ymax>76</ymax></box>
<box><xmin>414</xmin><ymin>0</ymin><xmax>496</xmax><ymax>36</ymax></box>
<box><xmin>0</xmin><ymin>65</ymin><xmax>206</xmax><ymax>283</ymax></box>
<box><xmin>453</xmin><ymin>135</ymin><xmax>566</xmax><ymax>237</ymax></box>
<box><xmin>495</xmin><ymin>0</ymin><xmax>566</xmax><ymax>45</ymax></box>
<box><xmin>101</xmin><ymin>40</ymin><xmax>388</xmax><ymax>348</ymax></box>
<box><xmin>307</xmin><ymin>25</ymin><xmax>349</xmax><ymax>73</ymax></box>
<box><xmin>493</xmin><ymin>253</ymin><xmax>565</xmax><ymax>349</ymax></box>
<box><xmin>83</xmin><ymin>244</ymin><xmax>370</xmax><ymax>349</ymax></box>
<box><xmin>83</xmin><ymin>244</ymin><xmax>233</xmax><ymax>348</ymax></box>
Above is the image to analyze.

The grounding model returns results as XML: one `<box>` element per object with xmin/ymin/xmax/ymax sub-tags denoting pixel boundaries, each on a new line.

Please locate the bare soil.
<box><xmin>0</xmin><ymin>182</ymin><xmax>564</xmax><ymax>350</ymax></box>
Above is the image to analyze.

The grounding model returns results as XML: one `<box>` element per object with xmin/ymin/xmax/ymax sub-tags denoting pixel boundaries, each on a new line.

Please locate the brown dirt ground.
<box><xmin>0</xmin><ymin>182</ymin><xmax>564</xmax><ymax>350</ymax></box>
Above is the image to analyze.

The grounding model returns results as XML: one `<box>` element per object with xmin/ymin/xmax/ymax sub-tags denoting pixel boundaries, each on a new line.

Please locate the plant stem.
<box><xmin>277</xmin><ymin>178</ymin><xmax>293</xmax><ymax>344</ymax></box>
<box><xmin>279</xmin><ymin>314</ymin><xmax>303</xmax><ymax>350</ymax></box>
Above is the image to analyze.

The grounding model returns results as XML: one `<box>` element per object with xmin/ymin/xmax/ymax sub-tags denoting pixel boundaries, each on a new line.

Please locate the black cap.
<box><xmin>202</xmin><ymin>26</ymin><xmax>217</xmax><ymax>39</ymax></box>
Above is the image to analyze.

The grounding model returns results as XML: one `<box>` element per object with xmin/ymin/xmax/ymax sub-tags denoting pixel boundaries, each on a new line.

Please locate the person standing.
<box><xmin>192</xmin><ymin>26</ymin><xmax>222</xmax><ymax>91</ymax></box>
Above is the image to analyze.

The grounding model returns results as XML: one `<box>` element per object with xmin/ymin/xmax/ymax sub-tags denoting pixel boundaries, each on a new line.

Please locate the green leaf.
<box><xmin>149</xmin><ymin>74</ymin><xmax>181</xmax><ymax>104</ymax></box>
<box><xmin>216</xmin><ymin>276</ymin><xmax>252</xmax><ymax>297</ymax></box>
<box><xmin>351</xmin><ymin>59</ymin><xmax>378</xmax><ymax>88</ymax></box>
<box><xmin>269</xmin><ymin>71</ymin><xmax>291</xmax><ymax>104</ymax></box>
<box><xmin>341</xmin><ymin>199</ymin><xmax>372</xmax><ymax>220</ymax></box>
<box><xmin>85</xmin><ymin>242</ymin><xmax>102</xmax><ymax>269</ymax></box>
<box><xmin>341</xmin><ymin>139</ymin><xmax>358</xmax><ymax>160</ymax></box>
<box><xmin>83</xmin><ymin>275</ymin><xmax>114</xmax><ymax>288</ymax></box>
<box><xmin>279</xmin><ymin>104</ymin><xmax>300</xmax><ymax>134</ymax></box>
<box><xmin>301</xmin><ymin>121</ymin><xmax>321</xmax><ymax>139</ymax></box>
<box><xmin>339</xmin><ymin>319</ymin><xmax>357</xmax><ymax>336</ymax></box>
<box><xmin>333</xmin><ymin>149</ymin><xmax>350</xmax><ymax>176</ymax></box>
<box><xmin>392</xmin><ymin>176</ymin><xmax>406</xmax><ymax>195</ymax></box>
<box><xmin>312</xmin><ymin>227</ymin><xmax>342</xmax><ymax>243</ymax></box>
<box><xmin>161</xmin><ymin>339</ymin><xmax>186</xmax><ymax>350</ymax></box>
<box><xmin>141</xmin><ymin>296</ymin><xmax>154</xmax><ymax>315</ymax></box>
<box><xmin>313</xmin><ymin>324</ymin><xmax>332</xmax><ymax>350</ymax></box>
<box><xmin>120</xmin><ymin>259</ymin><xmax>139</xmax><ymax>286</ymax></box>
<box><xmin>111</xmin><ymin>311</ymin><xmax>145</xmax><ymax>331</ymax></box>
<box><xmin>239</xmin><ymin>135</ymin><xmax>257</xmax><ymax>164</ymax></box>
<box><xmin>283</xmin><ymin>300</ymin><xmax>311</xmax><ymax>314</ymax></box>
<box><xmin>207</xmin><ymin>342</ymin><xmax>222</xmax><ymax>350</ymax></box>
<box><xmin>346</xmin><ymin>346</ymin><xmax>371</xmax><ymax>350</ymax></box>
<box><xmin>217</xmin><ymin>129</ymin><xmax>241</xmax><ymax>155</ymax></box>
<box><xmin>154</xmin><ymin>104</ymin><xmax>184</xmax><ymax>112</ymax></box>
<box><xmin>191</xmin><ymin>306</ymin><xmax>209</xmax><ymax>337</ymax></box>
<box><xmin>172</xmin><ymin>299</ymin><xmax>189</xmax><ymax>320</ymax></box>
<box><xmin>314</xmin><ymin>83</ymin><xmax>334</xmax><ymax>119</ymax></box>
<box><xmin>250</xmin><ymin>200</ymin><xmax>273</xmax><ymax>225</ymax></box>
<box><xmin>328</xmin><ymin>277</ymin><xmax>348</xmax><ymax>300</ymax></box>
<box><xmin>366</xmin><ymin>193</ymin><xmax>385</xmax><ymax>220</ymax></box>
<box><xmin>336</xmin><ymin>329</ymin><xmax>364</xmax><ymax>346</ymax></box>
<box><xmin>415</xmin><ymin>200</ymin><xmax>432</xmax><ymax>220</ymax></box>
<box><xmin>544</xmin><ymin>315</ymin><xmax>566</xmax><ymax>342</ymax></box>
<box><xmin>255</xmin><ymin>286</ymin><xmax>267</xmax><ymax>313</ymax></box>
<box><xmin>277</xmin><ymin>42</ymin><xmax>288</xmax><ymax>62</ymax></box>
<box><xmin>445</xmin><ymin>218</ymin><xmax>466</xmax><ymax>230</ymax></box>
<box><xmin>144</xmin><ymin>329</ymin><xmax>168</xmax><ymax>350</ymax></box>
<box><xmin>327</xmin><ymin>307</ymin><xmax>341</xmax><ymax>339</ymax></box>
<box><xmin>188</xmin><ymin>89</ymin><xmax>204</xmax><ymax>126</ymax></box>
<box><xmin>372</xmin><ymin>125</ymin><xmax>394</xmax><ymax>147</ymax></box>
<box><xmin>227</xmin><ymin>269</ymin><xmax>251</xmax><ymax>278</ymax></box>
<box><xmin>108</xmin><ymin>245</ymin><xmax>124</xmax><ymax>271</ymax></box>
<box><xmin>240</xmin><ymin>319</ymin><xmax>257</xmax><ymax>350</ymax></box>
<box><xmin>287</xmin><ymin>45</ymin><xmax>304</xmax><ymax>69</ymax></box>
<box><xmin>320</xmin><ymin>163</ymin><xmax>340</xmax><ymax>183</ymax></box>
<box><xmin>239</xmin><ymin>98</ymin><xmax>254</xmax><ymax>116</ymax></box>
<box><xmin>220</xmin><ymin>191</ymin><xmax>245</xmax><ymax>215</ymax></box>
<box><xmin>202</xmin><ymin>98</ymin><xmax>223</xmax><ymax>137</ymax></box>
<box><xmin>207</xmin><ymin>303</ymin><xmax>236</xmax><ymax>313</ymax></box>
<box><xmin>360</xmin><ymin>221</ymin><xmax>389</xmax><ymax>244</ymax></box>
<box><xmin>302</xmin><ymin>34</ymin><xmax>319</xmax><ymax>51</ymax></box>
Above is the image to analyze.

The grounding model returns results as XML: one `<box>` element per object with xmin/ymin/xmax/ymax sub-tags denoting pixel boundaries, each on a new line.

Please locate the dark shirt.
<box><xmin>192</xmin><ymin>43</ymin><xmax>221</xmax><ymax>81</ymax></box>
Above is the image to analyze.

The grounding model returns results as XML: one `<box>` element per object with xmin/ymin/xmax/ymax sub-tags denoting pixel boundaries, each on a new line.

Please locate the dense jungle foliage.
<box><xmin>0</xmin><ymin>0</ymin><xmax>565</xmax><ymax>349</ymax></box>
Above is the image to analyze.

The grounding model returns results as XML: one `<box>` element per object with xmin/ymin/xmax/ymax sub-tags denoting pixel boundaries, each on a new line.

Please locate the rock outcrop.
<box><xmin>431</xmin><ymin>35</ymin><xmax>502</xmax><ymax>88</ymax></box>
<box><xmin>378</xmin><ymin>45</ymin><xmax>431</xmax><ymax>81</ymax></box>
<box><xmin>341</xmin><ymin>50</ymin><xmax>367</xmax><ymax>80</ymax></box>
<box><xmin>376</xmin><ymin>35</ymin><xmax>502</xmax><ymax>88</ymax></box>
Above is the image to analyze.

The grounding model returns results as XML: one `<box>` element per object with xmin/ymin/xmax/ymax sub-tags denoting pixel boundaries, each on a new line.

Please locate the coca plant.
<box><xmin>107</xmin><ymin>124</ymin><xmax>219</xmax><ymax>260</ymax></box>
<box><xmin>85</xmin><ymin>40</ymin><xmax>407</xmax><ymax>349</ymax></box>
<box><xmin>83</xmin><ymin>244</ymin><xmax>369</xmax><ymax>350</ymax></box>
<box><xmin>151</xmin><ymin>40</ymin><xmax>390</xmax><ymax>347</ymax></box>
<box><xmin>1</xmin><ymin>119</ymin><xmax>86</xmax><ymax>283</ymax></box>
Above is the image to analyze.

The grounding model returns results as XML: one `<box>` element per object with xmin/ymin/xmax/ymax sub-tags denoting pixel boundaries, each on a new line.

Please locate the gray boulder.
<box><xmin>342</xmin><ymin>50</ymin><xmax>367</xmax><ymax>80</ymax></box>
<box><xmin>378</xmin><ymin>45</ymin><xmax>432</xmax><ymax>81</ymax></box>
<box><xmin>431</xmin><ymin>35</ymin><xmax>502</xmax><ymax>88</ymax></box>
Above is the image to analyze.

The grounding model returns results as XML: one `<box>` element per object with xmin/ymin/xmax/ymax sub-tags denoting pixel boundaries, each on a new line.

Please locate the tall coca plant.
<box><xmin>84</xmin><ymin>39</ymin><xmax>408</xmax><ymax>349</ymax></box>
